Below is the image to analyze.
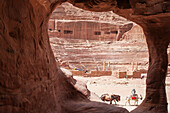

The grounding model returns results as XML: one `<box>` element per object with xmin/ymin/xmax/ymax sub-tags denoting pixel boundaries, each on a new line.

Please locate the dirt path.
<box><xmin>74</xmin><ymin>76</ymin><xmax>170</xmax><ymax>112</ymax></box>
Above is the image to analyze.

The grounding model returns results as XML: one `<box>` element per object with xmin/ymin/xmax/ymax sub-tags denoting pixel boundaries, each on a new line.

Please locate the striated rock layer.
<box><xmin>48</xmin><ymin>2</ymin><xmax>135</xmax><ymax>41</ymax></box>
<box><xmin>0</xmin><ymin>0</ymin><xmax>170</xmax><ymax>113</ymax></box>
<box><xmin>51</xmin><ymin>2</ymin><xmax>128</xmax><ymax>22</ymax></box>
<box><xmin>50</xmin><ymin>37</ymin><xmax>149</xmax><ymax>73</ymax></box>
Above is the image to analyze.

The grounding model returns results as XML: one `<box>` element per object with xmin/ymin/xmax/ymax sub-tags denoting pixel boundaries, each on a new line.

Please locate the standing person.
<box><xmin>131</xmin><ymin>89</ymin><xmax>136</xmax><ymax>96</ymax></box>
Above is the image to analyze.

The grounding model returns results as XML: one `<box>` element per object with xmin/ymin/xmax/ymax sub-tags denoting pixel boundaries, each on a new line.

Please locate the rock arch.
<box><xmin>0</xmin><ymin>0</ymin><xmax>169</xmax><ymax>113</ymax></box>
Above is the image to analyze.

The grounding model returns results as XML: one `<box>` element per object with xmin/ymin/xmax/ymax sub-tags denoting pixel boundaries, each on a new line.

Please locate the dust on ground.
<box><xmin>73</xmin><ymin>76</ymin><xmax>170</xmax><ymax>112</ymax></box>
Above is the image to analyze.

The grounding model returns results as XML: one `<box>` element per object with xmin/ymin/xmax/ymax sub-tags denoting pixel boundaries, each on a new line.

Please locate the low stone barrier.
<box><xmin>133</xmin><ymin>71</ymin><xmax>141</xmax><ymax>78</ymax></box>
<box><xmin>71</xmin><ymin>70</ymin><xmax>112</xmax><ymax>77</ymax></box>
<box><xmin>90</xmin><ymin>71</ymin><xmax>112</xmax><ymax>76</ymax></box>
<box><xmin>71</xmin><ymin>71</ymin><xmax>87</xmax><ymax>76</ymax></box>
<box><xmin>71</xmin><ymin>70</ymin><xmax>142</xmax><ymax>78</ymax></box>
<box><xmin>118</xmin><ymin>72</ymin><xmax>127</xmax><ymax>78</ymax></box>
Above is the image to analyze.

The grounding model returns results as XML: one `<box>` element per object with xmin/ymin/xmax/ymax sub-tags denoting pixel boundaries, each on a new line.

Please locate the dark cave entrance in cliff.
<box><xmin>48</xmin><ymin>2</ymin><xmax>156</xmax><ymax>110</ymax></box>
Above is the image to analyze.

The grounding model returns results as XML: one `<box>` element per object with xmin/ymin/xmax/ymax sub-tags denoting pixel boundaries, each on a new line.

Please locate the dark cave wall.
<box><xmin>0</xmin><ymin>0</ymin><xmax>60</xmax><ymax>112</ymax></box>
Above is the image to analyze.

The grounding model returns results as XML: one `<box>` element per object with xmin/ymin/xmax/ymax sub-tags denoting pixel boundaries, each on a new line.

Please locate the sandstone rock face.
<box><xmin>60</xmin><ymin>67</ymin><xmax>90</xmax><ymax>97</ymax></box>
<box><xmin>51</xmin><ymin>2</ymin><xmax>128</xmax><ymax>21</ymax></box>
<box><xmin>48</xmin><ymin>2</ymin><xmax>134</xmax><ymax>41</ymax></box>
<box><xmin>0</xmin><ymin>0</ymin><xmax>170</xmax><ymax>113</ymax></box>
<box><xmin>49</xmin><ymin>20</ymin><xmax>133</xmax><ymax>41</ymax></box>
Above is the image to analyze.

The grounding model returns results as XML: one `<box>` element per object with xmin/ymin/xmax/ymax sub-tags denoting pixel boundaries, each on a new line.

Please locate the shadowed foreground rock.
<box><xmin>0</xmin><ymin>0</ymin><xmax>170</xmax><ymax>113</ymax></box>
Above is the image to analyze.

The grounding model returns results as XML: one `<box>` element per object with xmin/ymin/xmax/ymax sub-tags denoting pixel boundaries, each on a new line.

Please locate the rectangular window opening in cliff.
<box><xmin>64</xmin><ymin>30</ymin><xmax>73</xmax><ymax>34</ymax></box>
<box><xmin>94</xmin><ymin>31</ymin><xmax>101</xmax><ymax>35</ymax></box>
<box><xmin>111</xmin><ymin>31</ymin><xmax>118</xmax><ymax>34</ymax></box>
<box><xmin>104</xmin><ymin>31</ymin><xmax>110</xmax><ymax>34</ymax></box>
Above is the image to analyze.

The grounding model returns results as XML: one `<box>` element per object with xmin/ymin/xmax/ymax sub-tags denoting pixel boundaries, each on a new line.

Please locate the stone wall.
<box><xmin>118</xmin><ymin>72</ymin><xmax>127</xmax><ymax>78</ymax></box>
<box><xmin>132</xmin><ymin>71</ymin><xmax>141</xmax><ymax>78</ymax></box>
<box><xmin>90</xmin><ymin>71</ymin><xmax>112</xmax><ymax>76</ymax></box>
<box><xmin>48</xmin><ymin>2</ymin><xmax>135</xmax><ymax>41</ymax></box>
<box><xmin>71</xmin><ymin>70</ymin><xmax>144</xmax><ymax>78</ymax></box>
<box><xmin>71</xmin><ymin>70</ymin><xmax>112</xmax><ymax>77</ymax></box>
<box><xmin>48</xmin><ymin>20</ymin><xmax>133</xmax><ymax>41</ymax></box>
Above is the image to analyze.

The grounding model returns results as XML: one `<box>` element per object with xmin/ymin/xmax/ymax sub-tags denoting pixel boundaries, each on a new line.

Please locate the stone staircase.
<box><xmin>50</xmin><ymin>37</ymin><xmax>149</xmax><ymax>73</ymax></box>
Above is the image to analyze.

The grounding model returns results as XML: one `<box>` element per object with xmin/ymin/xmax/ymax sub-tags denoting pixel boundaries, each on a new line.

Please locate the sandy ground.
<box><xmin>73</xmin><ymin>76</ymin><xmax>170</xmax><ymax>112</ymax></box>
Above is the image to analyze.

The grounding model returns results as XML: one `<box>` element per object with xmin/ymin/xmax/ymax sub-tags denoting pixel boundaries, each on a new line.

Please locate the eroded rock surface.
<box><xmin>61</xmin><ymin>67</ymin><xmax>90</xmax><ymax>97</ymax></box>
<box><xmin>0</xmin><ymin>0</ymin><xmax>170</xmax><ymax>113</ymax></box>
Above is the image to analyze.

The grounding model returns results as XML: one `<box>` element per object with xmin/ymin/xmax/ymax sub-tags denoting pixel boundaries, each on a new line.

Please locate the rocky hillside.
<box><xmin>51</xmin><ymin>2</ymin><xmax>129</xmax><ymax>24</ymax></box>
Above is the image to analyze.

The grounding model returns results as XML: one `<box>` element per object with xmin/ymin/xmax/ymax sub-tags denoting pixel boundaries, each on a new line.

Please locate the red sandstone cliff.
<box><xmin>51</xmin><ymin>2</ymin><xmax>128</xmax><ymax>22</ymax></box>
<box><xmin>48</xmin><ymin>2</ymin><xmax>137</xmax><ymax>41</ymax></box>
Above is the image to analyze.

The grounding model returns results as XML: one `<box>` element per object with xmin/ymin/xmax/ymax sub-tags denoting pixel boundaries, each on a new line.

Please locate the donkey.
<box><xmin>100</xmin><ymin>93</ymin><xmax>120</xmax><ymax>104</ymax></box>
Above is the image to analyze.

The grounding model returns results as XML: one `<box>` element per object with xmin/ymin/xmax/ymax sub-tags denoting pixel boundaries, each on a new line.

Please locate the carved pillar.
<box><xmin>131</xmin><ymin>62</ymin><xmax>134</xmax><ymax>72</ymax></box>
<box><xmin>108</xmin><ymin>61</ymin><xmax>111</xmax><ymax>70</ymax></box>
<box><xmin>135</xmin><ymin>62</ymin><xmax>138</xmax><ymax>71</ymax></box>
<box><xmin>116</xmin><ymin>29</ymin><xmax>120</xmax><ymax>41</ymax></box>
<box><xmin>103</xmin><ymin>61</ymin><xmax>106</xmax><ymax>71</ymax></box>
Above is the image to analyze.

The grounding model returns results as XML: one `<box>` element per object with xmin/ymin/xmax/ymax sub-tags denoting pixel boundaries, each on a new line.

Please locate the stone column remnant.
<box><xmin>108</xmin><ymin>61</ymin><xmax>111</xmax><ymax>70</ymax></box>
<box><xmin>103</xmin><ymin>61</ymin><xmax>106</xmax><ymax>71</ymax></box>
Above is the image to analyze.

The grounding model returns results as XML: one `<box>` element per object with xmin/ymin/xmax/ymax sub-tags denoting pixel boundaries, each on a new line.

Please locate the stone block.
<box><xmin>90</xmin><ymin>71</ymin><xmax>112</xmax><ymax>76</ymax></box>
<box><xmin>71</xmin><ymin>71</ymin><xmax>87</xmax><ymax>76</ymax></box>
<box><xmin>133</xmin><ymin>71</ymin><xmax>141</xmax><ymax>78</ymax></box>
<box><xmin>118</xmin><ymin>72</ymin><xmax>127</xmax><ymax>78</ymax></box>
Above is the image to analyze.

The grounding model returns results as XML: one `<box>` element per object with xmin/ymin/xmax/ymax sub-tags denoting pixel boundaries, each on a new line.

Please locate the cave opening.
<box><xmin>48</xmin><ymin>2</ymin><xmax>151</xmax><ymax>111</ymax></box>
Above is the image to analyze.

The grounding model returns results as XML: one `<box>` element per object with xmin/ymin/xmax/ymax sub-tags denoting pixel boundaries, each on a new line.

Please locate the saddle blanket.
<box><xmin>131</xmin><ymin>96</ymin><xmax>137</xmax><ymax>100</ymax></box>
